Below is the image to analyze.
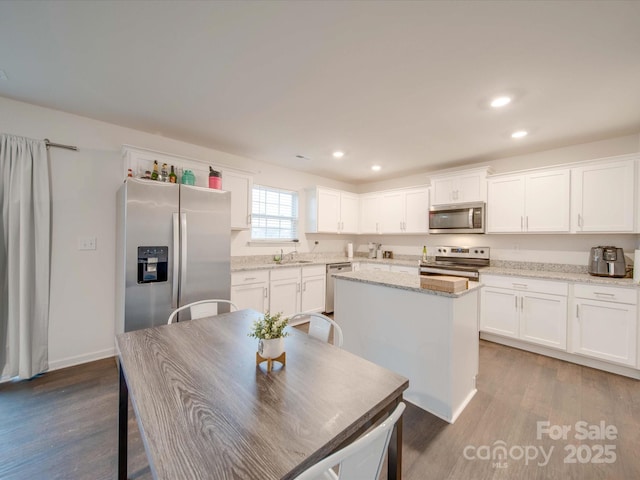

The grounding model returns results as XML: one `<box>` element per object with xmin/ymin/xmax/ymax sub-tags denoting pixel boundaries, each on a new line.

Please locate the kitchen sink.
<box><xmin>274</xmin><ymin>259</ymin><xmax>314</xmax><ymax>265</ymax></box>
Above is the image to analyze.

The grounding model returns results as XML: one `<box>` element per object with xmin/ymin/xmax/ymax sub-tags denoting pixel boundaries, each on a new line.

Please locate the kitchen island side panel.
<box><xmin>334</xmin><ymin>277</ymin><xmax>478</xmax><ymax>422</ymax></box>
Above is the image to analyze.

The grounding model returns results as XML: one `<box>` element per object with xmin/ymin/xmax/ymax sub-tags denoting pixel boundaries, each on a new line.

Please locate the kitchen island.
<box><xmin>333</xmin><ymin>270</ymin><xmax>481</xmax><ymax>423</ymax></box>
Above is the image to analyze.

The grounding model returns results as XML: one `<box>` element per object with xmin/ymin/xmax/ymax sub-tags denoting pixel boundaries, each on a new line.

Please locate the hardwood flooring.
<box><xmin>1</xmin><ymin>340</ymin><xmax>639</xmax><ymax>479</ymax></box>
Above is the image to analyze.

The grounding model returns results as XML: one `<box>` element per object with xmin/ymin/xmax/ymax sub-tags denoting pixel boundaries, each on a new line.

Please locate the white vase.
<box><xmin>259</xmin><ymin>337</ymin><xmax>285</xmax><ymax>358</ymax></box>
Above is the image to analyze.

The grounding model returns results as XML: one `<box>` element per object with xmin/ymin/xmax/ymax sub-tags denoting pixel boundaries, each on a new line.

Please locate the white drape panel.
<box><xmin>0</xmin><ymin>134</ymin><xmax>51</xmax><ymax>379</ymax></box>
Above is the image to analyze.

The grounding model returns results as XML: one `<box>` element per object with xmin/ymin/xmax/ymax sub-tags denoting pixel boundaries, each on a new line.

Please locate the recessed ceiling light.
<box><xmin>490</xmin><ymin>96</ymin><xmax>512</xmax><ymax>108</ymax></box>
<box><xmin>511</xmin><ymin>130</ymin><xmax>528</xmax><ymax>139</ymax></box>
<box><xmin>332</xmin><ymin>151</ymin><xmax>344</xmax><ymax>158</ymax></box>
<box><xmin>371</xmin><ymin>165</ymin><xmax>381</xmax><ymax>171</ymax></box>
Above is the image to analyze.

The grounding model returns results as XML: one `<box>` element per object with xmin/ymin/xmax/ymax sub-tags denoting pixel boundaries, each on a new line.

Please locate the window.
<box><xmin>251</xmin><ymin>185</ymin><xmax>299</xmax><ymax>240</ymax></box>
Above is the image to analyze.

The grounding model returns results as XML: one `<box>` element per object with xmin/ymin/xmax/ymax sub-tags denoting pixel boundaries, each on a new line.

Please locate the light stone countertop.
<box><xmin>231</xmin><ymin>253</ymin><xmax>640</xmax><ymax>288</ymax></box>
<box><xmin>482</xmin><ymin>266</ymin><xmax>639</xmax><ymax>287</ymax></box>
<box><xmin>231</xmin><ymin>254</ymin><xmax>420</xmax><ymax>272</ymax></box>
<box><xmin>332</xmin><ymin>270</ymin><xmax>482</xmax><ymax>298</ymax></box>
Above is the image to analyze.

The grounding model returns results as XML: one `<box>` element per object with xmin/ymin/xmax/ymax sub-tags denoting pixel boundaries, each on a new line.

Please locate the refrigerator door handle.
<box><xmin>172</xmin><ymin>213</ymin><xmax>179</xmax><ymax>308</ymax></box>
<box><xmin>180</xmin><ymin>212</ymin><xmax>188</xmax><ymax>304</ymax></box>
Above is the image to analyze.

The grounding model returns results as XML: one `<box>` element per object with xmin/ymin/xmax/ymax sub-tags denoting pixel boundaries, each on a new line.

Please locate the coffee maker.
<box><xmin>588</xmin><ymin>246</ymin><xmax>626</xmax><ymax>278</ymax></box>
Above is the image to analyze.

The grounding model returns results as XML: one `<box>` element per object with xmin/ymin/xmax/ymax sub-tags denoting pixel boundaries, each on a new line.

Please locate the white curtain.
<box><xmin>0</xmin><ymin>134</ymin><xmax>51</xmax><ymax>379</ymax></box>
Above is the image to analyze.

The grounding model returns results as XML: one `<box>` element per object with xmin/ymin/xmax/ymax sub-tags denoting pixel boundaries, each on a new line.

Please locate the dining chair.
<box><xmin>167</xmin><ymin>299</ymin><xmax>238</xmax><ymax>324</ymax></box>
<box><xmin>288</xmin><ymin>313</ymin><xmax>344</xmax><ymax>347</ymax></box>
<box><xmin>294</xmin><ymin>402</ymin><xmax>406</xmax><ymax>480</ymax></box>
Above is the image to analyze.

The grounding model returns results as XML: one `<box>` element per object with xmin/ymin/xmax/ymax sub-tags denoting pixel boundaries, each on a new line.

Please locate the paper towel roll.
<box><xmin>634</xmin><ymin>249</ymin><xmax>640</xmax><ymax>283</ymax></box>
<box><xmin>347</xmin><ymin>243</ymin><xmax>353</xmax><ymax>259</ymax></box>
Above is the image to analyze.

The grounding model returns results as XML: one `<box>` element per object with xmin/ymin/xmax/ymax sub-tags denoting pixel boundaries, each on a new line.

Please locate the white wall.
<box><xmin>0</xmin><ymin>96</ymin><xmax>355</xmax><ymax>371</ymax></box>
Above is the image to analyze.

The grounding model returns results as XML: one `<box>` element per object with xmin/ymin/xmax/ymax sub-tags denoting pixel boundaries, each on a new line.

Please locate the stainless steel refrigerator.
<box><xmin>115</xmin><ymin>178</ymin><xmax>231</xmax><ymax>333</ymax></box>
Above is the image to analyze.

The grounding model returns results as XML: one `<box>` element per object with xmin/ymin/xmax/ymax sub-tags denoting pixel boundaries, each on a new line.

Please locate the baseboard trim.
<box><xmin>47</xmin><ymin>347</ymin><xmax>116</xmax><ymax>372</ymax></box>
<box><xmin>480</xmin><ymin>333</ymin><xmax>640</xmax><ymax>380</ymax></box>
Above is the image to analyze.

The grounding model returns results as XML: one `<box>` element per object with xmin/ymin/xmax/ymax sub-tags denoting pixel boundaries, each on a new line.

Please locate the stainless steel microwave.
<box><xmin>428</xmin><ymin>202</ymin><xmax>485</xmax><ymax>234</ymax></box>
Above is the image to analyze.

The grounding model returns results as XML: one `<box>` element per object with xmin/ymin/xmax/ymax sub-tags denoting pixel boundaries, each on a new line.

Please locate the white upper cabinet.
<box><xmin>430</xmin><ymin>167</ymin><xmax>490</xmax><ymax>206</ymax></box>
<box><xmin>306</xmin><ymin>187</ymin><xmax>359</xmax><ymax>234</ymax></box>
<box><xmin>122</xmin><ymin>145</ymin><xmax>254</xmax><ymax>231</ymax></box>
<box><xmin>487</xmin><ymin>168</ymin><xmax>570</xmax><ymax>233</ymax></box>
<box><xmin>360</xmin><ymin>193</ymin><xmax>382</xmax><ymax>234</ymax></box>
<box><xmin>404</xmin><ymin>188</ymin><xmax>430</xmax><ymax>233</ymax></box>
<box><xmin>380</xmin><ymin>187</ymin><xmax>429</xmax><ymax>234</ymax></box>
<box><xmin>571</xmin><ymin>157</ymin><xmax>635</xmax><ymax>233</ymax></box>
<box><xmin>221</xmin><ymin>170</ymin><xmax>252</xmax><ymax>230</ymax></box>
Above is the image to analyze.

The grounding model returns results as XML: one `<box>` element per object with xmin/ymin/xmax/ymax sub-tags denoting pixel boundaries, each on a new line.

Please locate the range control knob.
<box><xmin>480</xmin><ymin>250</ymin><xmax>485</xmax><ymax>254</ymax></box>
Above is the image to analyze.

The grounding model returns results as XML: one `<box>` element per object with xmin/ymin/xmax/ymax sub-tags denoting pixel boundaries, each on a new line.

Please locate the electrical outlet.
<box><xmin>78</xmin><ymin>236</ymin><xmax>97</xmax><ymax>250</ymax></box>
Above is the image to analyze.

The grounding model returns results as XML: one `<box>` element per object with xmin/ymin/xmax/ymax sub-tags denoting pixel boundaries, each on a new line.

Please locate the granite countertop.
<box><xmin>231</xmin><ymin>255</ymin><xmax>420</xmax><ymax>272</ymax></box>
<box><xmin>333</xmin><ymin>270</ymin><xmax>481</xmax><ymax>298</ymax></box>
<box><xmin>231</xmin><ymin>254</ymin><xmax>640</xmax><ymax>288</ymax></box>
<box><xmin>482</xmin><ymin>262</ymin><xmax>639</xmax><ymax>288</ymax></box>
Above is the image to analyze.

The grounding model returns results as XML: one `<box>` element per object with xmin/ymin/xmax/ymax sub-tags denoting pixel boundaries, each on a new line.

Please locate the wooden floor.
<box><xmin>1</xmin><ymin>340</ymin><xmax>639</xmax><ymax>479</ymax></box>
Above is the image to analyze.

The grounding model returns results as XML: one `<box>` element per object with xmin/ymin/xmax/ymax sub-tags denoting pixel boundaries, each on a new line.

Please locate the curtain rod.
<box><xmin>44</xmin><ymin>138</ymin><xmax>78</xmax><ymax>151</ymax></box>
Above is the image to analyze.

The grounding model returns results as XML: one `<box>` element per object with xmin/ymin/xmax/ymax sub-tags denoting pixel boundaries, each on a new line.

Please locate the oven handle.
<box><xmin>419</xmin><ymin>267</ymin><xmax>478</xmax><ymax>280</ymax></box>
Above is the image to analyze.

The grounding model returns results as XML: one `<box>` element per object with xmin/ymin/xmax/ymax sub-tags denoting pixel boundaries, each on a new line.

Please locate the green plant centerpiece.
<box><xmin>249</xmin><ymin>312</ymin><xmax>289</xmax><ymax>366</ymax></box>
<box><xmin>248</xmin><ymin>311</ymin><xmax>289</xmax><ymax>340</ymax></box>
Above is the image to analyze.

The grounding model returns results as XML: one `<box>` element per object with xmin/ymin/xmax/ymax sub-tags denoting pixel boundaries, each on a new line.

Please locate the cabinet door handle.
<box><xmin>376</xmin><ymin>222</ymin><xmax>379</xmax><ymax>233</ymax></box>
<box><xmin>303</xmin><ymin>281</ymin><xmax>306</xmax><ymax>292</ymax></box>
<box><xmin>525</xmin><ymin>216</ymin><xmax>529</xmax><ymax>230</ymax></box>
<box><xmin>512</xmin><ymin>283</ymin><xmax>528</xmax><ymax>289</ymax></box>
<box><xmin>515</xmin><ymin>296</ymin><xmax>518</xmax><ymax>310</ymax></box>
<box><xmin>578</xmin><ymin>214</ymin><xmax>582</xmax><ymax>228</ymax></box>
<box><xmin>247</xmin><ymin>214</ymin><xmax>252</xmax><ymax>225</ymax></box>
<box><xmin>521</xmin><ymin>216</ymin><xmax>524</xmax><ymax>231</ymax></box>
<box><xmin>264</xmin><ymin>287</ymin><xmax>268</xmax><ymax>298</ymax></box>
<box><xmin>576</xmin><ymin>304</ymin><xmax>579</xmax><ymax>319</ymax></box>
<box><xmin>297</xmin><ymin>282</ymin><xmax>301</xmax><ymax>292</ymax></box>
<box><xmin>594</xmin><ymin>292</ymin><xmax>615</xmax><ymax>297</ymax></box>
<box><xmin>520</xmin><ymin>296</ymin><xmax>524</xmax><ymax>311</ymax></box>
<box><xmin>244</xmin><ymin>277</ymin><xmax>257</xmax><ymax>281</ymax></box>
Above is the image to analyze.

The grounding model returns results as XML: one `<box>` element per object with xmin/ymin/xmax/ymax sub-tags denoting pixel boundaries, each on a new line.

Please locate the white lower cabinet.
<box><xmin>390</xmin><ymin>265</ymin><xmax>419</xmax><ymax>275</ymax></box>
<box><xmin>300</xmin><ymin>265</ymin><xmax>326</xmax><ymax>315</ymax></box>
<box><xmin>480</xmin><ymin>275</ymin><xmax>568</xmax><ymax>350</ymax></box>
<box><xmin>267</xmin><ymin>265</ymin><xmax>327</xmax><ymax>320</ymax></box>
<box><xmin>269</xmin><ymin>267</ymin><xmax>302</xmax><ymax>318</ymax></box>
<box><xmin>359</xmin><ymin>263</ymin><xmax>391</xmax><ymax>272</ymax></box>
<box><xmin>231</xmin><ymin>270</ymin><xmax>269</xmax><ymax>314</ymax></box>
<box><xmin>570</xmin><ymin>284</ymin><xmax>637</xmax><ymax>367</ymax></box>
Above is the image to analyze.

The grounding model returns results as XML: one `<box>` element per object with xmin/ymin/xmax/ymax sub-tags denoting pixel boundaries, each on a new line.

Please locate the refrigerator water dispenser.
<box><xmin>138</xmin><ymin>246</ymin><xmax>168</xmax><ymax>283</ymax></box>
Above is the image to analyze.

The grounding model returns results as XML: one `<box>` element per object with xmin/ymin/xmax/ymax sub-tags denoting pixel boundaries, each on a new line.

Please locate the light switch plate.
<box><xmin>78</xmin><ymin>236</ymin><xmax>97</xmax><ymax>250</ymax></box>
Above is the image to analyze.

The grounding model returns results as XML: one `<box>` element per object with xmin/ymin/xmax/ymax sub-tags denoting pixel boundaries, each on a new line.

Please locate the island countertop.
<box><xmin>333</xmin><ymin>270</ymin><xmax>481</xmax><ymax>298</ymax></box>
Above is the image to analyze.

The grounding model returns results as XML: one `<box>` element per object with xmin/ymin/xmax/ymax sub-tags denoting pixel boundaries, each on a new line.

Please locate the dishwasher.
<box><xmin>325</xmin><ymin>262</ymin><xmax>353</xmax><ymax>314</ymax></box>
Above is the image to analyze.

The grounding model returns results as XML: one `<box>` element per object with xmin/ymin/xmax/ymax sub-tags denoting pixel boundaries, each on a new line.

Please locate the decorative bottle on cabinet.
<box><xmin>151</xmin><ymin>160</ymin><xmax>159</xmax><ymax>181</ymax></box>
<box><xmin>168</xmin><ymin>165</ymin><xmax>177</xmax><ymax>183</ymax></box>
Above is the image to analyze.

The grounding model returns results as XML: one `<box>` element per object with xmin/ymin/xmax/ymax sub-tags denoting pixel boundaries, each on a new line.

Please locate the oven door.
<box><xmin>428</xmin><ymin>202</ymin><xmax>485</xmax><ymax>234</ymax></box>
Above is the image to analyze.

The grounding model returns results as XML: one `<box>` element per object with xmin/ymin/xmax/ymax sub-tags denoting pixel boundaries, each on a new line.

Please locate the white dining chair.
<box><xmin>288</xmin><ymin>313</ymin><xmax>344</xmax><ymax>347</ymax></box>
<box><xmin>167</xmin><ymin>299</ymin><xmax>238</xmax><ymax>324</ymax></box>
<box><xmin>294</xmin><ymin>402</ymin><xmax>406</xmax><ymax>480</ymax></box>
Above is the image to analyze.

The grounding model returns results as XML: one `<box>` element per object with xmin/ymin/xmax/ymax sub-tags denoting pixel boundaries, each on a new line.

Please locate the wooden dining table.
<box><xmin>116</xmin><ymin>309</ymin><xmax>409</xmax><ymax>480</ymax></box>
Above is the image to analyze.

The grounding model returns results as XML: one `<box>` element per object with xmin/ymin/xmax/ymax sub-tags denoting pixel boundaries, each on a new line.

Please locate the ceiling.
<box><xmin>1</xmin><ymin>1</ymin><xmax>639</xmax><ymax>184</ymax></box>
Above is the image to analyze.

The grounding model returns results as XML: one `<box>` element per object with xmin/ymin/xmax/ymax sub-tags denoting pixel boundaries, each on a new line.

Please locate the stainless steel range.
<box><xmin>419</xmin><ymin>246</ymin><xmax>490</xmax><ymax>280</ymax></box>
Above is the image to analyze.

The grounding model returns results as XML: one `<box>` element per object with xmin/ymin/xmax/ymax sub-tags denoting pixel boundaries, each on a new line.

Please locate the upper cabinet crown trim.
<box><xmin>122</xmin><ymin>144</ymin><xmax>255</xmax><ymax>175</ymax></box>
